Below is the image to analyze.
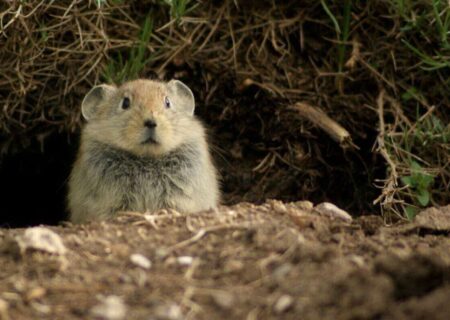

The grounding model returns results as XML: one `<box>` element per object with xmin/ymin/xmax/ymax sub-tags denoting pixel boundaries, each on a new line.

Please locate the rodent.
<box><xmin>68</xmin><ymin>79</ymin><xmax>220</xmax><ymax>223</ymax></box>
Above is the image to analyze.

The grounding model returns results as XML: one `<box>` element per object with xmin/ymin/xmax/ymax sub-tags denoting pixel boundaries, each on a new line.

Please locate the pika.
<box><xmin>68</xmin><ymin>79</ymin><xmax>220</xmax><ymax>223</ymax></box>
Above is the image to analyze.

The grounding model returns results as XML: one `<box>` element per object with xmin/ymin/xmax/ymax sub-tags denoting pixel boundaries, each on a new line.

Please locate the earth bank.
<box><xmin>0</xmin><ymin>202</ymin><xmax>449</xmax><ymax>320</ymax></box>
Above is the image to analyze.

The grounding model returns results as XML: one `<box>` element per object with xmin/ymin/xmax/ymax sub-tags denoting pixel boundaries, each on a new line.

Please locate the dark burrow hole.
<box><xmin>0</xmin><ymin>114</ymin><xmax>383</xmax><ymax>227</ymax></box>
<box><xmin>0</xmin><ymin>133</ymin><xmax>78</xmax><ymax>227</ymax></box>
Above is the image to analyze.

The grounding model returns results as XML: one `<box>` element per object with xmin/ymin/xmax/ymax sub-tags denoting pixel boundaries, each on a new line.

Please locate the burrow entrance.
<box><xmin>0</xmin><ymin>104</ymin><xmax>384</xmax><ymax>228</ymax></box>
<box><xmin>0</xmin><ymin>1</ymin><xmax>398</xmax><ymax>228</ymax></box>
<box><xmin>0</xmin><ymin>133</ymin><xmax>78</xmax><ymax>227</ymax></box>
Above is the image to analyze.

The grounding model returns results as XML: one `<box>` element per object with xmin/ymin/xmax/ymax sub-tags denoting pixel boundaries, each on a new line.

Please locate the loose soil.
<box><xmin>0</xmin><ymin>202</ymin><xmax>449</xmax><ymax>320</ymax></box>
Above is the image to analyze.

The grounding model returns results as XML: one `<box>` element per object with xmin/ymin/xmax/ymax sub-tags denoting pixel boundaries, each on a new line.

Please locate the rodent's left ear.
<box><xmin>167</xmin><ymin>80</ymin><xmax>195</xmax><ymax>116</ymax></box>
<box><xmin>82</xmin><ymin>84</ymin><xmax>116</xmax><ymax>121</ymax></box>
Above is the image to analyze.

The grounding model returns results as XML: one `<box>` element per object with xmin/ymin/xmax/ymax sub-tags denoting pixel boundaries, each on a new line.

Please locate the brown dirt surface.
<box><xmin>0</xmin><ymin>202</ymin><xmax>449</xmax><ymax>320</ymax></box>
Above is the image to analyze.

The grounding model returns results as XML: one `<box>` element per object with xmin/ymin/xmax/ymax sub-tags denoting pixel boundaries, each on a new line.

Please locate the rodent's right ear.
<box><xmin>81</xmin><ymin>84</ymin><xmax>116</xmax><ymax>121</ymax></box>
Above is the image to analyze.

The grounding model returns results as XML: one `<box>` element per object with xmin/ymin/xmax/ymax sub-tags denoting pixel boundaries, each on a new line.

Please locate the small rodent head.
<box><xmin>81</xmin><ymin>79</ymin><xmax>200</xmax><ymax>156</ymax></box>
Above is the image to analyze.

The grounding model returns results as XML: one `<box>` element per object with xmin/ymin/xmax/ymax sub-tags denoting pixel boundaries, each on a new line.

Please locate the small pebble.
<box><xmin>91</xmin><ymin>295</ymin><xmax>127</xmax><ymax>320</ymax></box>
<box><xmin>348</xmin><ymin>255</ymin><xmax>365</xmax><ymax>267</ymax></box>
<box><xmin>211</xmin><ymin>291</ymin><xmax>234</xmax><ymax>309</ymax></box>
<box><xmin>17</xmin><ymin>227</ymin><xmax>67</xmax><ymax>255</ymax></box>
<box><xmin>153</xmin><ymin>303</ymin><xmax>183</xmax><ymax>320</ymax></box>
<box><xmin>30</xmin><ymin>302</ymin><xmax>51</xmax><ymax>314</ymax></box>
<box><xmin>130</xmin><ymin>254</ymin><xmax>152</xmax><ymax>270</ymax></box>
<box><xmin>26</xmin><ymin>287</ymin><xmax>46</xmax><ymax>301</ymax></box>
<box><xmin>274</xmin><ymin>294</ymin><xmax>294</xmax><ymax>313</ymax></box>
<box><xmin>224</xmin><ymin>259</ymin><xmax>244</xmax><ymax>272</ymax></box>
<box><xmin>273</xmin><ymin>263</ymin><xmax>293</xmax><ymax>280</ymax></box>
<box><xmin>155</xmin><ymin>248</ymin><xmax>169</xmax><ymax>259</ymax></box>
<box><xmin>314</xmin><ymin>202</ymin><xmax>353</xmax><ymax>222</ymax></box>
<box><xmin>177</xmin><ymin>256</ymin><xmax>193</xmax><ymax>266</ymax></box>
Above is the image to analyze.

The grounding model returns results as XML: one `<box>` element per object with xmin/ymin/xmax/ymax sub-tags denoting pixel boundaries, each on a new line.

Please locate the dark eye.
<box><xmin>164</xmin><ymin>96</ymin><xmax>171</xmax><ymax>109</ymax></box>
<box><xmin>121</xmin><ymin>97</ymin><xmax>130</xmax><ymax>110</ymax></box>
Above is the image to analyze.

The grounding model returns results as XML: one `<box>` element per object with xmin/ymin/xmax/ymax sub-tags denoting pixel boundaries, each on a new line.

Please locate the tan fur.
<box><xmin>68</xmin><ymin>79</ymin><xmax>220</xmax><ymax>223</ymax></box>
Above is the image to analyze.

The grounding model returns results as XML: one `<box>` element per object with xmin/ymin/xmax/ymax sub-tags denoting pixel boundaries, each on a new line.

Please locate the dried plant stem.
<box><xmin>373</xmin><ymin>90</ymin><xmax>401</xmax><ymax>215</ymax></box>
<box><xmin>291</xmin><ymin>102</ymin><xmax>357</xmax><ymax>149</ymax></box>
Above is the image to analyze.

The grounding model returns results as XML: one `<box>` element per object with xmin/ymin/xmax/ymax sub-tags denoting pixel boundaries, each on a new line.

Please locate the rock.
<box><xmin>17</xmin><ymin>227</ymin><xmax>67</xmax><ymax>255</ymax></box>
<box><xmin>30</xmin><ymin>302</ymin><xmax>51</xmax><ymax>314</ymax></box>
<box><xmin>153</xmin><ymin>303</ymin><xmax>183</xmax><ymax>320</ymax></box>
<box><xmin>414</xmin><ymin>206</ymin><xmax>450</xmax><ymax>231</ymax></box>
<box><xmin>348</xmin><ymin>255</ymin><xmax>366</xmax><ymax>268</ymax></box>
<box><xmin>314</xmin><ymin>202</ymin><xmax>353</xmax><ymax>222</ymax></box>
<box><xmin>211</xmin><ymin>291</ymin><xmax>235</xmax><ymax>309</ymax></box>
<box><xmin>223</xmin><ymin>259</ymin><xmax>244</xmax><ymax>272</ymax></box>
<box><xmin>273</xmin><ymin>263</ymin><xmax>293</xmax><ymax>281</ymax></box>
<box><xmin>130</xmin><ymin>254</ymin><xmax>152</xmax><ymax>270</ymax></box>
<box><xmin>25</xmin><ymin>287</ymin><xmax>46</xmax><ymax>302</ymax></box>
<box><xmin>274</xmin><ymin>294</ymin><xmax>294</xmax><ymax>313</ymax></box>
<box><xmin>177</xmin><ymin>256</ymin><xmax>193</xmax><ymax>266</ymax></box>
<box><xmin>91</xmin><ymin>295</ymin><xmax>127</xmax><ymax>320</ymax></box>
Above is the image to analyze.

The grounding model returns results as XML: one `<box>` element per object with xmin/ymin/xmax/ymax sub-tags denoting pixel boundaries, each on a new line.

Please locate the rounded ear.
<box><xmin>81</xmin><ymin>84</ymin><xmax>116</xmax><ymax>121</ymax></box>
<box><xmin>167</xmin><ymin>80</ymin><xmax>195</xmax><ymax>116</ymax></box>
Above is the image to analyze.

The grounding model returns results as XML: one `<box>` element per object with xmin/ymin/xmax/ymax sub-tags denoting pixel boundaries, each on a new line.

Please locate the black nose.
<box><xmin>142</xmin><ymin>119</ymin><xmax>157</xmax><ymax>144</ymax></box>
<box><xmin>144</xmin><ymin>119</ymin><xmax>157</xmax><ymax>128</ymax></box>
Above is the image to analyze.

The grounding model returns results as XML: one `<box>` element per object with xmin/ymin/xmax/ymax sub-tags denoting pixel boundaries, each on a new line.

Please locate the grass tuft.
<box><xmin>321</xmin><ymin>0</ymin><xmax>352</xmax><ymax>73</ymax></box>
<box><xmin>163</xmin><ymin>0</ymin><xmax>193</xmax><ymax>21</ymax></box>
<box><xmin>103</xmin><ymin>15</ymin><xmax>154</xmax><ymax>83</ymax></box>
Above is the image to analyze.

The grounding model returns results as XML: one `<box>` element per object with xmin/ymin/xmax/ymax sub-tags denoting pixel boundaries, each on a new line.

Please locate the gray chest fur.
<box><xmin>83</xmin><ymin>141</ymin><xmax>199</xmax><ymax>212</ymax></box>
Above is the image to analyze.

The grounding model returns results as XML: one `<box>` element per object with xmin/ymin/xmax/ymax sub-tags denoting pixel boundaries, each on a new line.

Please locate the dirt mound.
<box><xmin>0</xmin><ymin>202</ymin><xmax>449</xmax><ymax>319</ymax></box>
